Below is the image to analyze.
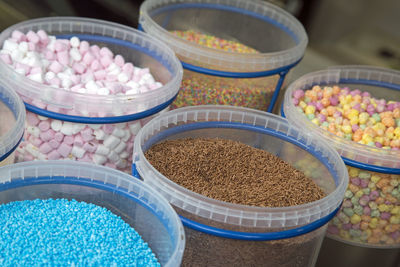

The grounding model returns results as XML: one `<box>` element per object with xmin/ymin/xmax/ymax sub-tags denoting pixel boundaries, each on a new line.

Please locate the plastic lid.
<box><xmin>0</xmin><ymin>17</ymin><xmax>183</xmax><ymax>118</ymax></box>
<box><xmin>133</xmin><ymin>105</ymin><xmax>348</xmax><ymax>230</ymax></box>
<box><xmin>139</xmin><ymin>0</ymin><xmax>308</xmax><ymax>72</ymax></box>
<box><xmin>0</xmin><ymin>79</ymin><xmax>25</xmax><ymax>162</ymax></box>
<box><xmin>0</xmin><ymin>160</ymin><xmax>185</xmax><ymax>267</ymax></box>
<box><xmin>283</xmin><ymin>66</ymin><xmax>400</xmax><ymax>171</ymax></box>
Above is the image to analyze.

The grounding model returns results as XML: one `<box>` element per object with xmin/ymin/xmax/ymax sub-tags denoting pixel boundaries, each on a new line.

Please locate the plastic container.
<box><xmin>132</xmin><ymin>105</ymin><xmax>348</xmax><ymax>267</ymax></box>
<box><xmin>139</xmin><ymin>0</ymin><xmax>308</xmax><ymax>112</ymax></box>
<box><xmin>283</xmin><ymin>66</ymin><xmax>400</xmax><ymax>250</ymax></box>
<box><xmin>0</xmin><ymin>79</ymin><xmax>25</xmax><ymax>167</ymax></box>
<box><xmin>0</xmin><ymin>160</ymin><xmax>185</xmax><ymax>266</ymax></box>
<box><xmin>0</xmin><ymin>17</ymin><xmax>183</xmax><ymax>172</ymax></box>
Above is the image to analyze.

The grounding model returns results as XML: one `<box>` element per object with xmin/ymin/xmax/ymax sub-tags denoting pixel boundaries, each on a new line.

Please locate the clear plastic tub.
<box><xmin>0</xmin><ymin>17</ymin><xmax>183</xmax><ymax>172</ymax></box>
<box><xmin>0</xmin><ymin>79</ymin><xmax>25</xmax><ymax>167</ymax></box>
<box><xmin>139</xmin><ymin>0</ymin><xmax>308</xmax><ymax>112</ymax></box>
<box><xmin>132</xmin><ymin>105</ymin><xmax>348</xmax><ymax>267</ymax></box>
<box><xmin>283</xmin><ymin>66</ymin><xmax>400</xmax><ymax>249</ymax></box>
<box><xmin>0</xmin><ymin>160</ymin><xmax>185</xmax><ymax>266</ymax></box>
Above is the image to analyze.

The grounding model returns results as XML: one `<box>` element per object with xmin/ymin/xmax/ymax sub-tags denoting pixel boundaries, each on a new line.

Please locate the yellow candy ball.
<box><xmin>305</xmin><ymin>105</ymin><xmax>316</xmax><ymax>115</ymax></box>
<box><xmin>351</xmin><ymin>214</ymin><xmax>362</xmax><ymax>224</ymax></box>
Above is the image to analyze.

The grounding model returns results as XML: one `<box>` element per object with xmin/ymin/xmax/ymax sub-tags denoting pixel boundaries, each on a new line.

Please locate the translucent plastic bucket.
<box><xmin>283</xmin><ymin>66</ymin><xmax>400</xmax><ymax>249</ymax></box>
<box><xmin>0</xmin><ymin>160</ymin><xmax>185</xmax><ymax>266</ymax></box>
<box><xmin>0</xmin><ymin>79</ymin><xmax>25</xmax><ymax>167</ymax></box>
<box><xmin>132</xmin><ymin>105</ymin><xmax>348</xmax><ymax>267</ymax></box>
<box><xmin>139</xmin><ymin>0</ymin><xmax>308</xmax><ymax>112</ymax></box>
<box><xmin>0</xmin><ymin>17</ymin><xmax>183</xmax><ymax>172</ymax></box>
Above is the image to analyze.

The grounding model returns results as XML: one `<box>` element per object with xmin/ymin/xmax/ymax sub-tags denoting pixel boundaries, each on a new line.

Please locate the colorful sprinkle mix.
<box><xmin>0</xmin><ymin>198</ymin><xmax>160</xmax><ymax>266</ymax></box>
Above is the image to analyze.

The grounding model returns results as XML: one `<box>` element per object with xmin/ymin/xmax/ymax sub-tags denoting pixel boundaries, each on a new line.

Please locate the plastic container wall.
<box><xmin>0</xmin><ymin>160</ymin><xmax>185</xmax><ymax>267</ymax></box>
<box><xmin>283</xmin><ymin>66</ymin><xmax>400</xmax><ymax>248</ymax></box>
<box><xmin>133</xmin><ymin>105</ymin><xmax>348</xmax><ymax>266</ymax></box>
<box><xmin>0</xmin><ymin>17</ymin><xmax>182</xmax><ymax>172</ymax></box>
<box><xmin>139</xmin><ymin>0</ymin><xmax>308</xmax><ymax>112</ymax></box>
<box><xmin>0</xmin><ymin>79</ymin><xmax>25</xmax><ymax>167</ymax></box>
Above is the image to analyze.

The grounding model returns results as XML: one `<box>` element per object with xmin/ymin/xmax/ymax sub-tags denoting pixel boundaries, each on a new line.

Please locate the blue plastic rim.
<box><xmin>23</xmin><ymin>34</ymin><xmax>178</xmax><ymax>124</ymax></box>
<box><xmin>134</xmin><ymin>120</ymin><xmax>342</xmax><ymax>241</ymax></box>
<box><xmin>282</xmin><ymin>77</ymin><xmax>400</xmax><ymax>174</ymax></box>
<box><xmin>0</xmin><ymin>175</ymin><xmax>177</xmax><ymax>244</ymax></box>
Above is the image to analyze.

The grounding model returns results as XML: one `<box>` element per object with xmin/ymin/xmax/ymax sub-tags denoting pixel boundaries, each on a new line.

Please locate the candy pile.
<box><xmin>170</xmin><ymin>30</ymin><xmax>275</xmax><ymax>111</ymax></box>
<box><xmin>0</xmin><ymin>30</ymin><xmax>166</xmax><ymax>172</ymax></box>
<box><xmin>0</xmin><ymin>198</ymin><xmax>160</xmax><ymax>266</ymax></box>
<box><xmin>293</xmin><ymin>85</ymin><xmax>400</xmax><ymax>246</ymax></box>
<box><xmin>16</xmin><ymin>116</ymin><xmax>142</xmax><ymax>172</ymax></box>
<box><xmin>0</xmin><ymin>30</ymin><xmax>162</xmax><ymax>97</ymax></box>
<box><xmin>292</xmin><ymin>86</ymin><xmax>400</xmax><ymax>149</ymax></box>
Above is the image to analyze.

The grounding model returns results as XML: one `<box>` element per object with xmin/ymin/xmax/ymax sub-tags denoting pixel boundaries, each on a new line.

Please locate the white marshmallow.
<box><xmin>25</xmin><ymin>143</ymin><xmax>39</xmax><ymax>157</ymax></box>
<box><xmin>71</xmin><ymin>146</ymin><xmax>85</xmax><ymax>158</ymax></box>
<box><xmin>81</xmin><ymin>73</ymin><xmax>94</xmax><ymax>84</ymax></box>
<box><xmin>94</xmin><ymin>129</ymin><xmax>106</xmax><ymax>140</ymax></box>
<box><xmin>103</xmin><ymin>135</ymin><xmax>120</xmax><ymax>150</ymax></box>
<box><xmin>107</xmin><ymin>63</ymin><xmax>119</xmax><ymax>72</ymax></box>
<box><xmin>45</xmin><ymin>71</ymin><xmax>56</xmax><ymax>82</ymax></box>
<box><xmin>107</xmin><ymin>150</ymin><xmax>119</xmax><ymax>163</ymax></box>
<box><xmin>37</xmin><ymin>153</ymin><xmax>47</xmax><ymax>160</ymax></box>
<box><xmin>61</xmin><ymin>78</ymin><xmax>72</xmax><ymax>89</ymax></box>
<box><xmin>50</xmin><ymin>120</ymin><xmax>63</xmax><ymax>132</ymax></box>
<box><xmin>93</xmin><ymin>154</ymin><xmax>107</xmax><ymax>165</ymax></box>
<box><xmin>37</xmin><ymin>115</ymin><xmax>48</xmax><ymax>120</ymax></box>
<box><xmin>70</xmin><ymin>48</ymin><xmax>82</xmax><ymax>61</ymax></box>
<box><xmin>47</xmin><ymin>38</ymin><xmax>56</xmax><ymax>52</ymax></box>
<box><xmin>95</xmin><ymin>145</ymin><xmax>110</xmax><ymax>156</ymax></box>
<box><xmin>77</xmin><ymin>88</ymin><xmax>87</xmax><ymax>94</ymax></box>
<box><xmin>18</xmin><ymin>42</ymin><xmax>29</xmax><ymax>54</ymax></box>
<box><xmin>115</xmin><ymin>159</ymin><xmax>127</xmax><ymax>169</ymax></box>
<box><xmin>119</xmin><ymin>151</ymin><xmax>129</xmax><ymax>159</ymax></box>
<box><xmin>72</xmin><ymin>124</ymin><xmax>86</xmax><ymax>135</ymax></box>
<box><xmin>85</xmin><ymin>80</ymin><xmax>99</xmax><ymax>94</ymax></box>
<box><xmin>88</xmin><ymin>124</ymin><xmax>102</xmax><ymax>130</ymax></box>
<box><xmin>26</xmin><ymin>126</ymin><xmax>40</xmax><ymax>138</ymax></box>
<box><xmin>27</xmin><ymin>73</ymin><xmax>44</xmax><ymax>83</ymax></box>
<box><xmin>117</xmin><ymin>72</ymin><xmax>129</xmax><ymax>83</ymax></box>
<box><xmin>70</xmin><ymin>36</ymin><xmax>80</xmax><ymax>48</ymax></box>
<box><xmin>113</xmin><ymin>141</ymin><xmax>126</xmax><ymax>154</ymax></box>
<box><xmin>3</xmin><ymin>40</ymin><xmax>18</xmax><ymax>52</ymax></box>
<box><xmin>115</xmin><ymin>122</ymin><xmax>126</xmax><ymax>129</ymax></box>
<box><xmin>126</xmin><ymin>81</ymin><xmax>139</xmax><ymax>90</ymax></box>
<box><xmin>129</xmin><ymin>122</ymin><xmax>141</xmax><ymax>135</ymax></box>
<box><xmin>112</xmin><ymin>128</ymin><xmax>125</xmax><ymax>138</ymax></box>
<box><xmin>60</xmin><ymin>122</ymin><xmax>74</xmax><ymax>136</ymax></box>
<box><xmin>126</xmin><ymin>89</ymin><xmax>139</xmax><ymax>95</ymax></box>
<box><xmin>15</xmin><ymin>68</ymin><xmax>26</xmax><ymax>75</ymax></box>
<box><xmin>11</xmin><ymin>50</ymin><xmax>24</xmax><ymax>62</ymax></box>
<box><xmin>121</xmin><ymin>130</ymin><xmax>131</xmax><ymax>142</ymax></box>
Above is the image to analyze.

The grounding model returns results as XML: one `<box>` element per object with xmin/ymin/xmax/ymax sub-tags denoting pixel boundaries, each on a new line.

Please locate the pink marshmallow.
<box><xmin>100</xmin><ymin>47</ymin><xmax>113</xmax><ymax>57</ymax></box>
<box><xmin>16</xmin><ymin>63</ymin><xmax>31</xmax><ymax>74</ymax></box>
<box><xmin>64</xmin><ymin>135</ymin><xmax>74</xmax><ymax>145</ymax></box>
<box><xmin>54</xmin><ymin>132</ymin><xmax>64</xmax><ymax>142</ymax></box>
<box><xmin>79</xmin><ymin>41</ymin><xmax>90</xmax><ymax>54</ymax></box>
<box><xmin>100</xmin><ymin>56</ymin><xmax>113</xmax><ymax>68</ymax></box>
<box><xmin>28</xmin><ymin>136</ymin><xmax>43</xmax><ymax>147</ymax></box>
<box><xmin>90</xmin><ymin>60</ymin><xmax>101</xmax><ymax>71</ymax></box>
<box><xmin>90</xmin><ymin>45</ymin><xmax>101</xmax><ymax>57</ymax></box>
<box><xmin>26</xmin><ymin>31</ymin><xmax>40</xmax><ymax>44</ymax></box>
<box><xmin>49</xmin><ymin>61</ymin><xmax>63</xmax><ymax>73</ymax></box>
<box><xmin>47</xmin><ymin>150</ymin><xmax>61</xmax><ymax>160</ymax></box>
<box><xmin>26</xmin><ymin>112</ymin><xmax>40</xmax><ymax>126</ymax></box>
<box><xmin>57</xmin><ymin>51</ymin><xmax>69</xmax><ymax>65</ymax></box>
<box><xmin>81</xmin><ymin>128</ymin><xmax>94</xmax><ymax>142</ymax></box>
<box><xmin>106</xmin><ymin>74</ymin><xmax>117</xmax><ymax>82</ymax></box>
<box><xmin>94</xmin><ymin>70</ymin><xmax>106</xmax><ymax>80</ymax></box>
<box><xmin>49</xmin><ymin>77</ymin><xmax>61</xmax><ymax>87</ymax></box>
<box><xmin>39</xmin><ymin>129</ymin><xmax>55</xmax><ymax>142</ymax></box>
<box><xmin>103</xmin><ymin>124</ymin><xmax>115</xmax><ymax>135</ymax></box>
<box><xmin>72</xmin><ymin>62</ymin><xmax>85</xmax><ymax>74</ymax></box>
<box><xmin>70</xmin><ymin>84</ymin><xmax>83</xmax><ymax>92</ymax></box>
<box><xmin>48</xmin><ymin>139</ymin><xmax>61</xmax><ymax>149</ymax></box>
<box><xmin>79</xmin><ymin>154</ymin><xmax>93</xmax><ymax>163</ymax></box>
<box><xmin>54</xmin><ymin>40</ymin><xmax>68</xmax><ymax>52</ymax></box>
<box><xmin>29</xmin><ymin>67</ymin><xmax>42</xmax><ymax>75</ymax></box>
<box><xmin>114</xmin><ymin>54</ymin><xmax>125</xmax><ymax>67</ymax></box>
<box><xmin>27</xmin><ymin>42</ymin><xmax>36</xmax><ymax>51</ymax></box>
<box><xmin>39</xmin><ymin>143</ymin><xmax>53</xmax><ymax>154</ymax></box>
<box><xmin>44</xmin><ymin>50</ymin><xmax>56</xmax><ymax>60</ymax></box>
<box><xmin>139</xmin><ymin>68</ymin><xmax>150</xmax><ymax>75</ymax></box>
<box><xmin>24</xmin><ymin>154</ymin><xmax>34</xmax><ymax>161</ymax></box>
<box><xmin>105</xmin><ymin>163</ymin><xmax>116</xmax><ymax>169</ymax></box>
<box><xmin>38</xmin><ymin>120</ymin><xmax>50</xmax><ymax>131</ymax></box>
<box><xmin>0</xmin><ymin>54</ymin><xmax>12</xmax><ymax>65</ymax></box>
<box><xmin>11</xmin><ymin>30</ymin><xmax>26</xmax><ymax>42</ymax></box>
<box><xmin>73</xmin><ymin>134</ymin><xmax>84</xmax><ymax>147</ymax></box>
<box><xmin>122</xmin><ymin>63</ymin><xmax>134</xmax><ymax>75</ymax></box>
<box><xmin>83</xmin><ymin>142</ymin><xmax>97</xmax><ymax>153</ymax></box>
<box><xmin>37</xmin><ymin>30</ymin><xmax>49</xmax><ymax>45</ymax></box>
<box><xmin>57</xmin><ymin>143</ymin><xmax>72</xmax><ymax>157</ymax></box>
<box><xmin>70</xmin><ymin>75</ymin><xmax>81</xmax><ymax>85</ymax></box>
<box><xmin>82</xmin><ymin>52</ymin><xmax>95</xmax><ymax>65</ymax></box>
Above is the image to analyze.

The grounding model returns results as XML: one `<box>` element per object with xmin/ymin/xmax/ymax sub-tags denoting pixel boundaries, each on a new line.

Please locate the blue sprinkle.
<box><xmin>0</xmin><ymin>198</ymin><xmax>160</xmax><ymax>266</ymax></box>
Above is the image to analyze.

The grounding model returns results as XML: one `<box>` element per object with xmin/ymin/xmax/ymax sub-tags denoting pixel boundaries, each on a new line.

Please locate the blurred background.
<box><xmin>1</xmin><ymin>0</ymin><xmax>399</xmax><ymax>77</ymax></box>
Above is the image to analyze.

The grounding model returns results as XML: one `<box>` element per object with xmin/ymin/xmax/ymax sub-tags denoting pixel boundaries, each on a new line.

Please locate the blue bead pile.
<box><xmin>0</xmin><ymin>198</ymin><xmax>160</xmax><ymax>266</ymax></box>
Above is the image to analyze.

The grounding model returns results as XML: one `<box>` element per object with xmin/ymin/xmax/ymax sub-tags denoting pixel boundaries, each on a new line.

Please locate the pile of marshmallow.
<box><xmin>0</xmin><ymin>30</ymin><xmax>162</xmax><ymax>96</ymax></box>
